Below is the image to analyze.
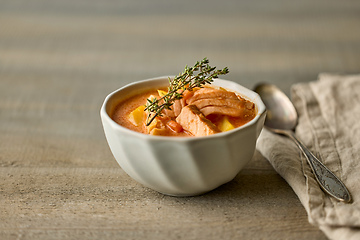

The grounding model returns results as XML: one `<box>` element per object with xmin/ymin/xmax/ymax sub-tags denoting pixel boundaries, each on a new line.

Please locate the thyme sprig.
<box><xmin>144</xmin><ymin>58</ymin><xmax>229</xmax><ymax>126</ymax></box>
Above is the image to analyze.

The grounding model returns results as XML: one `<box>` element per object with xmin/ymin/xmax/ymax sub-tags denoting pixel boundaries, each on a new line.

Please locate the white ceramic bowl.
<box><xmin>100</xmin><ymin>76</ymin><xmax>266</xmax><ymax>196</ymax></box>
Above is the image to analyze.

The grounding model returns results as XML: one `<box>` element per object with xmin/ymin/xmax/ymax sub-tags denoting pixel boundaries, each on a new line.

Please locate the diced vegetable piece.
<box><xmin>149</xmin><ymin>127</ymin><xmax>167</xmax><ymax>136</ymax></box>
<box><xmin>128</xmin><ymin>105</ymin><xmax>145</xmax><ymax>127</ymax></box>
<box><xmin>167</xmin><ymin>120</ymin><xmax>183</xmax><ymax>133</ymax></box>
<box><xmin>157</xmin><ymin>90</ymin><xmax>167</xmax><ymax>97</ymax></box>
<box><xmin>218</xmin><ymin>116</ymin><xmax>235</xmax><ymax>132</ymax></box>
<box><xmin>146</xmin><ymin>117</ymin><xmax>167</xmax><ymax>135</ymax></box>
<box><xmin>146</xmin><ymin>116</ymin><xmax>158</xmax><ymax>133</ymax></box>
<box><xmin>147</xmin><ymin>94</ymin><xmax>158</xmax><ymax>103</ymax></box>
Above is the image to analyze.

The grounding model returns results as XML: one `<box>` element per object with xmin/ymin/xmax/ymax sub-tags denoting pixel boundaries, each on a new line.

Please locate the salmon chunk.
<box><xmin>186</xmin><ymin>88</ymin><xmax>238</xmax><ymax>105</ymax></box>
<box><xmin>200</xmin><ymin>106</ymin><xmax>243</xmax><ymax>117</ymax></box>
<box><xmin>173</xmin><ymin>99</ymin><xmax>183</xmax><ymax>117</ymax></box>
<box><xmin>191</xmin><ymin>98</ymin><xmax>245</xmax><ymax>110</ymax></box>
<box><xmin>186</xmin><ymin>87</ymin><xmax>252</xmax><ymax>117</ymax></box>
<box><xmin>162</xmin><ymin>96</ymin><xmax>187</xmax><ymax>118</ymax></box>
<box><xmin>176</xmin><ymin>105</ymin><xmax>220</xmax><ymax>137</ymax></box>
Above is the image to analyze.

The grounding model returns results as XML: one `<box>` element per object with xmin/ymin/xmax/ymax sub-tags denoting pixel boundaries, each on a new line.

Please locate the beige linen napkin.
<box><xmin>257</xmin><ymin>73</ymin><xmax>360</xmax><ymax>240</ymax></box>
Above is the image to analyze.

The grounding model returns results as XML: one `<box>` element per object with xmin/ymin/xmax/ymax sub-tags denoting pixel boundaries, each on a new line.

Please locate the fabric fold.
<box><xmin>257</xmin><ymin>73</ymin><xmax>360</xmax><ymax>240</ymax></box>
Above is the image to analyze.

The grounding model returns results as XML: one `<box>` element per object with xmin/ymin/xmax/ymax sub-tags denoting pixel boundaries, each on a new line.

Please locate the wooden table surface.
<box><xmin>1</xmin><ymin>0</ymin><xmax>359</xmax><ymax>239</ymax></box>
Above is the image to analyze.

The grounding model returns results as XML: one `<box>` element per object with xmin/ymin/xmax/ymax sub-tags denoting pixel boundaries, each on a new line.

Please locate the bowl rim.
<box><xmin>100</xmin><ymin>76</ymin><xmax>266</xmax><ymax>142</ymax></box>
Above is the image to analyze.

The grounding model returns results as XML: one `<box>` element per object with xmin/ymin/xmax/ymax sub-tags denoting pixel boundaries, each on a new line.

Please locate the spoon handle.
<box><xmin>286</xmin><ymin>131</ymin><xmax>352</xmax><ymax>203</ymax></box>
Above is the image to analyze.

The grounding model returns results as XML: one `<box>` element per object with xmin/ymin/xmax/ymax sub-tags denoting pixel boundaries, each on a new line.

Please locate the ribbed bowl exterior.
<box><xmin>101</xmin><ymin>77</ymin><xmax>266</xmax><ymax>196</ymax></box>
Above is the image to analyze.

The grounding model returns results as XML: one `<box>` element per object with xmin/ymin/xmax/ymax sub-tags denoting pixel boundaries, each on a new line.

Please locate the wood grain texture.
<box><xmin>1</xmin><ymin>0</ymin><xmax>359</xmax><ymax>239</ymax></box>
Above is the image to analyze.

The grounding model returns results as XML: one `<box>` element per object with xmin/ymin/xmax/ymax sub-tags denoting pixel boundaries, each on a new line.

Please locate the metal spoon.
<box><xmin>254</xmin><ymin>83</ymin><xmax>351</xmax><ymax>203</ymax></box>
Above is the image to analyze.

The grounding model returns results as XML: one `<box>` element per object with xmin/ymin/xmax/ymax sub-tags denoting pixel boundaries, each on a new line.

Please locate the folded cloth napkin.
<box><xmin>257</xmin><ymin>73</ymin><xmax>360</xmax><ymax>240</ymax></box>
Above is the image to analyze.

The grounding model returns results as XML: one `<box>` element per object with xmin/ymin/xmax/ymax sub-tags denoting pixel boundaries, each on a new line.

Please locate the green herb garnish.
<box><xmin>144</xmin><ymin>57</ymin><xmax>229</xmax><ymax>126</ymax></box>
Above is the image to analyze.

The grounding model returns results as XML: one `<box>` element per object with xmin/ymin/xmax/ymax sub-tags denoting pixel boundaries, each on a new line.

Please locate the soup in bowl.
<box><xmin>100</xmin><ymin>77</ymin><xmax>266</xmax><ymax>196</ymax></box>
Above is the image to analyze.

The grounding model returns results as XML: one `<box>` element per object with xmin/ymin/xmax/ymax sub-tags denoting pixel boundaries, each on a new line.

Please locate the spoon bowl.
<box><xmin>254</xmin><ymin>84</ymin><xmax>297</xmax><ymax>131</ymax></box>
<box><xmin>254</xmin><ymin>83</ymin><xmax>351</xmax><ymax>203</ymax></box>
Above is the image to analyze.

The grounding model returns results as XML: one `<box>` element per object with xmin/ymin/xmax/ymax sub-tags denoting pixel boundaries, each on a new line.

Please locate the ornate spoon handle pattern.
<box><xmin>286</xmin><ymin>130</ymin><xmax>352</xmax><ymax>203</ymax></box>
